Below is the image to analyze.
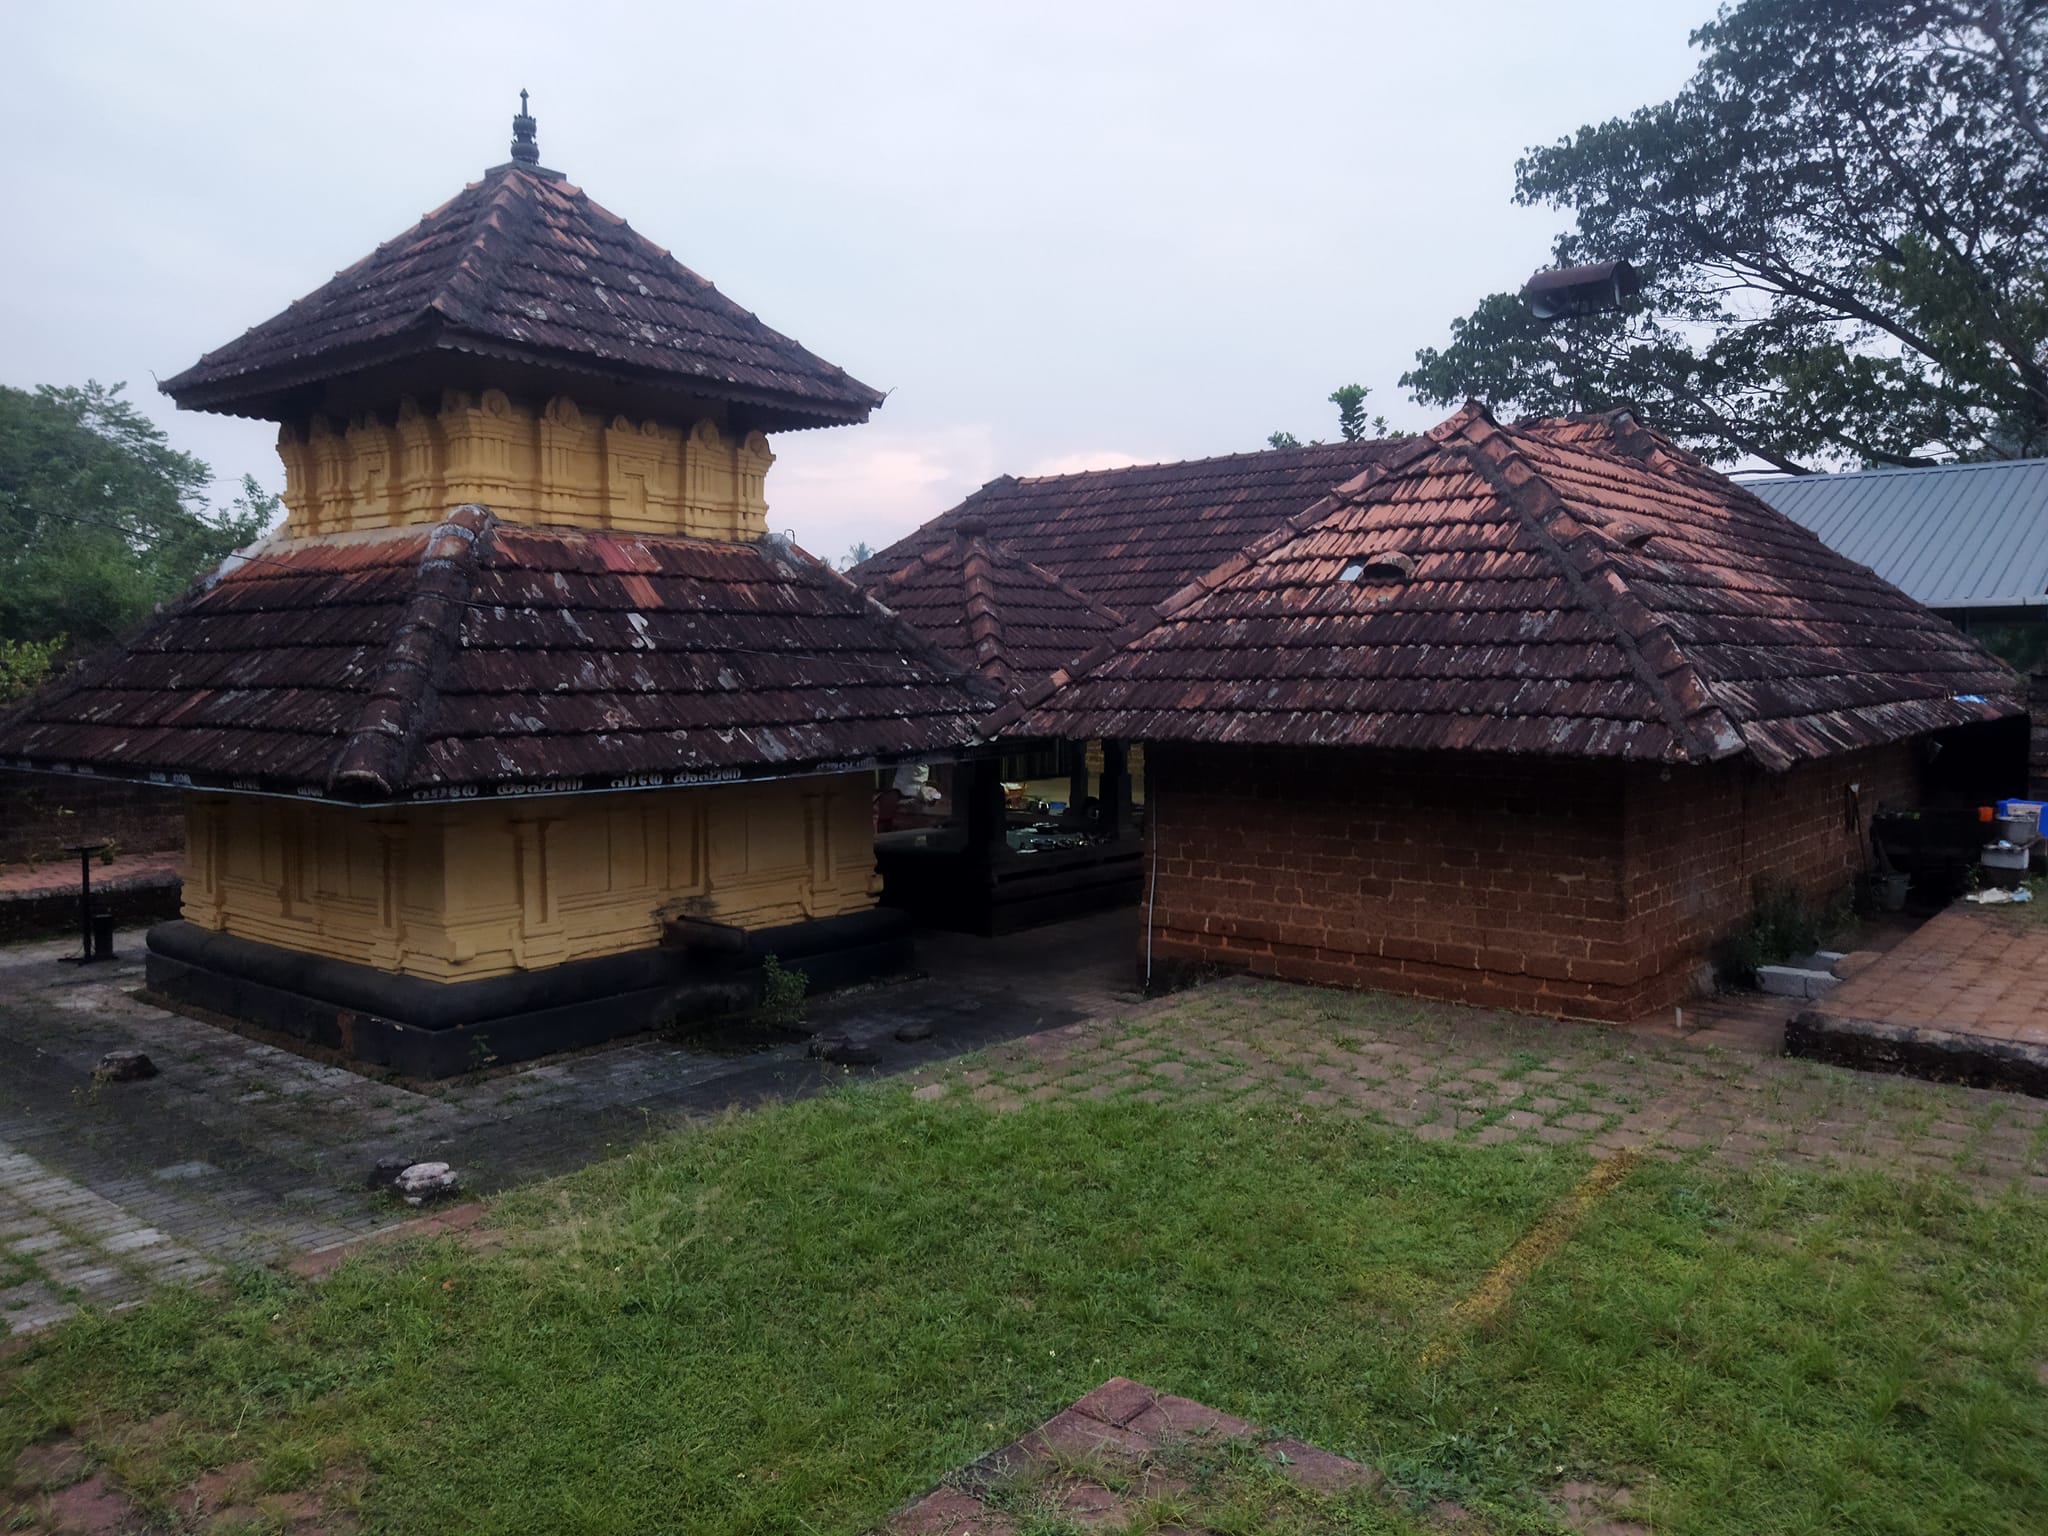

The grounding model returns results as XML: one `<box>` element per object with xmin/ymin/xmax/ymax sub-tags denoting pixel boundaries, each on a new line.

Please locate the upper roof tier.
<box><xmin>161</xmin><ymin>106</ymin><xmax>883</xmax><ymax>434</ymax></box>
<box><xmin>993</xmin><ymin>404</ymin><xmax>2019</xmax><ymax>770</ymax></box>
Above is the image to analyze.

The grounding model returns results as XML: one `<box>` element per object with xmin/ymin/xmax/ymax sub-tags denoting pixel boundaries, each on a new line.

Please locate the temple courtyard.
<box><xmin>4</xmin><ymin>912</ymin><xmax>2047</xmax><ymax>1533</ymax></box>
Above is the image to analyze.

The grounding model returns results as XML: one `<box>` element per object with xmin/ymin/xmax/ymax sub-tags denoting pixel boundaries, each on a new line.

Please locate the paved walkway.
<box><xmin>0</xmin><ymin>916</ymin><xmax>1142</xmax><ymax>1336</ymax></box>
<box><xmin>1814</xmin><ymin>903</ymin><xmax>2048</xmax><ymax>1047</ymax></box>
<box><xmin>904</xmin><ymin>975</ymin><xmax>2048</xmax><ymax>1198</ymax></box>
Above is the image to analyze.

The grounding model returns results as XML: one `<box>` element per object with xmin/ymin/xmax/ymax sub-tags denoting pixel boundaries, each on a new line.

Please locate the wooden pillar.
<box><xmin>1098</xmin><ymin>740</ymin><xmax>1131</xmax><ymax>836</ymax></box>
<box><xmin>961</xmin><ymin>758</ymin><xmax>1005</xmax><ymax>867</ymax></box>
<box><xmin>1068</xmin><ymin>742</ymin><xmax>1091</xmax><ymax>816</ymax></box>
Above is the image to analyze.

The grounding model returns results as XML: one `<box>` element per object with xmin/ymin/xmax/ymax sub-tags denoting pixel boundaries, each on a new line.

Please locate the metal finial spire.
<box><xmin>510</xmin><ymin>90</ymin><xmax>538</xmax><ymax>166</ymax></box>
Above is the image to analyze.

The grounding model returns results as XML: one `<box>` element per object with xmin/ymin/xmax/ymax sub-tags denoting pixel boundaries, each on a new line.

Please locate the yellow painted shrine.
<box><xmin>195</xmin><ymin>381</ymin><xmax>877</xmax><ymax>980</ymax></box>
<box><xmin>186</xmin><ymin>365</ymin><xmax>878</xmax><ymax>979</ymax></box>
<box><xmin>182</xmin><ymin>775</ymin><xmax>880</xmax><ymax>981</ymax></box>
<box><xmin>183</xmin><ymin>371</ymin><xmax>886</xmax><ymax>979</ymax></box>
<box><xmin>276</xmin><ymin>389</ymin><xmax>775</xmax><ymax>540</ymax></box>
<box><xmin>0</xmin><ymin>100</ymin><xmax>958</xmax><ymax>1071</ymax></box>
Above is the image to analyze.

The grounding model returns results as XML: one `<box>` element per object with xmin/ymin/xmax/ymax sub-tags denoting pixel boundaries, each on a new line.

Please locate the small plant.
<box><xmin>756</xmin><ymin>953</ymin><xmax>808</xmax><ymax>1030</ymax></box>
<box><xmin>1713</xmin><ymin>874</ymin><xmax>1849</xmax><ymax>988</ymax></box>
<box><xmin>0</xmin><ymin>635</ymin><xmax>62</xmax><ymax>704</ymax></box>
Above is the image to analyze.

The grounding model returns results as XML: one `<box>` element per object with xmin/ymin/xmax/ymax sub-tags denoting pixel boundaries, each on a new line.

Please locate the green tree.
<box><xmin>0</xmin><ymin>382</ymin><xmax>275</xmax><ymax>650</ymax></box>
<box><xmin>1329</xmin><ymin>384</ymin><xmax>1369</xmax><ymax>442</ymax></box>
<box><xmin>1268</xmin><ymin>383</ymin><xmax>1399</xmax><ymax>449</ymax></box>
<box><xmin>1403</xmin><ymin>0</ymin><xmax>2048</xmax><ymax>471</ymax></box>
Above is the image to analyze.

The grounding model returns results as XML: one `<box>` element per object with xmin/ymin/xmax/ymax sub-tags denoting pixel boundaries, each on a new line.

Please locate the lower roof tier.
<box><xmin>0</xmin><ymin>506</ymin><xmax>994</xmax><ymax>804</ymax></box>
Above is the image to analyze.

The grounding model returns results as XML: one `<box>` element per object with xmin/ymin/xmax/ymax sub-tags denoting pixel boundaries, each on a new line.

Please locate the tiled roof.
<box><xmin>0</xmin><ymin>508</ymin><xmax>990</xmax><ymax>802</ymax></box>
<box><xmin>858</xmin><ymin>522</ymin><xmax>1126</xmax><ymax>689</ymax></box>
<box><xmin>853</xmin><ymin>440</ymin><xmax>1405</xmax><ymax>618</ymax></box>
<box><xmin>161</xmin><ymin>163</ymin><xmax>883</xmax><ymax>431</ymax></box>
<box><xmin>1746</xmin><ymin>457</ymin><xmax>2048</xmax><ymax>611</ymax></box>
<box><xmin>995</xmin><ymin>404</ymin><xmax>2019</xmax><ymax>769</ymax></box>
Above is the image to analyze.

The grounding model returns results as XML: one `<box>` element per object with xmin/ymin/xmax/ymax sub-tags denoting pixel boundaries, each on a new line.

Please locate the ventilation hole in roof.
<box><xmin>1338</xmin><ymin>551</ymin><xmax>1416</xmax><ymax>583</ymax></box>
<box><xmin>1611</xmin><ymin>521</ymin><xmax>1657</xmax><ymax>549</ymax></box>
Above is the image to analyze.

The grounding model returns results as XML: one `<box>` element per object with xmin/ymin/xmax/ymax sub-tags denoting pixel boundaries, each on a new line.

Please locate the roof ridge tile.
<box><xmin>768</xmin><ymin>534</ymin><xmax>1000</xmax><ymax>712</ymax></box>
<box><xmin>960</xmin><ymin>537</ymin><xmax>1009</xmax><ymax>685</ymax></box>
<box><xmin>1447</xmin><ymin>413</ymin><xmax>1742</xmax><ymax>764</ymax></box>
<box><xmin>327</xmin><ymin>504</ymin><xmax>494</xmax><ymax>798</ymax></box>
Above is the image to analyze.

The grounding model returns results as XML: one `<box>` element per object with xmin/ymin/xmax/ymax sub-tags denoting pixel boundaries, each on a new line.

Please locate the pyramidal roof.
<box><xmin>859</xmin><ymin>520</ymin><xmax>1126</xmax><ymax>690</ymax></box>
<box><xmin>993</xmin><ymin>403</ymin><xmax>2019</xmax><ymax>769</ymax></box>
<box><xmin>162</xmin><ymin>104</ymin><xmax>882</xmax><ymax>432</ymax></box>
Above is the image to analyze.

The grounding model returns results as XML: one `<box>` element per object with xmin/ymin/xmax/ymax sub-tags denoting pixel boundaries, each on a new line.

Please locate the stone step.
<box><xmin>1757</xmin><ymin>965</ymin><xmax>1841</xmax><ymax>999</ymax></box>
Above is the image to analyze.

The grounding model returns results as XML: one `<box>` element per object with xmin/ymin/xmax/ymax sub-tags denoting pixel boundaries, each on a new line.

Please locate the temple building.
<box><xmin>856</xmin><ymin>516</ymin><xmax>1138</xmax><ymax>932</ymax></box>
<box><xmin>989</xmin><ymin>404</ymin><xmax>2022</xmax><ymax>1019</ymax></box>
<box><xmin>0</xmin><ymin>100</ymin><xmax>989</xmax><ymax>1074</ymax></box>
<box><xmin>850</xmin><ymin>442</ymin><xmax>1409</xmax><ymax>934</ymax></box>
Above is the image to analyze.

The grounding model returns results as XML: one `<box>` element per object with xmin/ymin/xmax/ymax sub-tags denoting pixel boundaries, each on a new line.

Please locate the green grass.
<box><xmin>3</xmin><ymin>1090</ymin><xmax>2045</xmax><ymax>1534</ymax></box>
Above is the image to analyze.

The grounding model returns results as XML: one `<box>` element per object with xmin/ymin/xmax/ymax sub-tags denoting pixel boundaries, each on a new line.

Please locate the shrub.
<box><xmin>0</xmin><ymin>636</ymin><xmax>61</xmax><ymax>703</ymax></box>
<box><xmin>1713</xmin><ymin>874</ymin><xmax>1849</xmax><ymax>988</ymax></box>
<box><xmin>756</xmin><ymin>953</ymin><xmax>808</xmax><ymax>1030</ymax></box>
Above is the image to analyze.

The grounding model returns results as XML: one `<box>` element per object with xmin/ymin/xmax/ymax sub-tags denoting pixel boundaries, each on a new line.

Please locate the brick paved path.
<box><xmin>891</xmin><ymin>1376</ymin><xmax>1385</xmax><ymax>1534</ymax></box>
<box><xmin>1815</xmin><ymin>904</ymin><xmax>2048</xmax><ymax>1048</ymax></box>
<box><xmin>905</xmin><ymin>976</ymin><xmax>2048</xmax><ymax>1197</ymax></box>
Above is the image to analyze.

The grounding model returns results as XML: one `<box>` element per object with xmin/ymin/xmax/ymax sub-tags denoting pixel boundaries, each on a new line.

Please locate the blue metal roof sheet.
<box><xmin>1747</xmin><ymin>458</ymin><xmax>2048</xmax><ymax>610</ymax></box>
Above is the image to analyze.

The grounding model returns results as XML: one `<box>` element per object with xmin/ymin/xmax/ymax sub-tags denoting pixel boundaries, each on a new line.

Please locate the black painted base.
<box><xmin>144</xmin><ymin>908</ymin><xmax>914</xmax><ymax>1079</ymax></box>
<box><xmin>1786</xmin><ymin>1008</ymin><xmax>2048</xmax><ymax>1098</ymax></box>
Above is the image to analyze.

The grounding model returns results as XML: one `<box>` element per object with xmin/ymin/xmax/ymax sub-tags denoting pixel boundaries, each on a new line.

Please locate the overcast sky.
<box><xmin>4</xmin><ymin>1</ymin><xmax>1716</xmax><ymax>562</ymax></box>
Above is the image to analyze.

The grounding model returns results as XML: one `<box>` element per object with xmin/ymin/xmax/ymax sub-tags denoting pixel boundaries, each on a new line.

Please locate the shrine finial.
<box><xmin>510</xmin><ymin>90</ymin><xmax>538</xmax><ymax>166</ymax></box>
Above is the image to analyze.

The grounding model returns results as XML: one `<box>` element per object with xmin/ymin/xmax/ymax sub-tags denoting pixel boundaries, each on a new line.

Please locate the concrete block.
<box><xmin>1757</xmin><ymin>965</ymin><xmax>1840</xmax><ymax>999</ymax></box>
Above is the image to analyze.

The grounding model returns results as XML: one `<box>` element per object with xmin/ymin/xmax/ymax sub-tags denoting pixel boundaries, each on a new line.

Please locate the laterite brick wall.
<box><xmin>1143</xmin><ymin>740</ymin><xmax>1918</xmax><ymax>1023</ymax></box>
<box><xmin>0</xmin><ymin>770</ymin><xmax>184</xmax><ymax>868</ymax></box>
<box><xmin>1142</xmin><ymin>744</ymin><xmax>1637</xmax><ymax>1017</ymax></box>
<box><xmin>1620</xmin><ymin>741</ymin><xmax>1918</xmax><ymax>1013</ymax></box>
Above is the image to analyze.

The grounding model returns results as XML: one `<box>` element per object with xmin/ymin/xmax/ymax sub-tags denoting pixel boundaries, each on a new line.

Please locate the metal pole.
<box><xmin>77</xmin><ymin>846</ymin><xmax>92</xmax><ymax>960</ymax></box>
<box><xmin>62</xmin><ymin>842</ymin><xmax>107</xmax><ymax>963</ymax></box>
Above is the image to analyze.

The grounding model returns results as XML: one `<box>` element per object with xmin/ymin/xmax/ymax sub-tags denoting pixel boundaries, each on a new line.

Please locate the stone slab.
<box><xmin>1757</xmin><ymin>966</ymin><xmax>1840</xmax><ymax>999</ymax></box>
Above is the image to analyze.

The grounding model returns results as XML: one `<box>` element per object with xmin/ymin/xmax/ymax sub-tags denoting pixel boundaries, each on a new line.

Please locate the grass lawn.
<box><xmin>3</xmin><ymin>1088</ymin><xmax>2045</xmax><ymax>1534</ymax></box>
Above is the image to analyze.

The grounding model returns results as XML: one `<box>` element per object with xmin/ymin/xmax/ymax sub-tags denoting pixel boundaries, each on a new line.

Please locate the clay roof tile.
<box><xmin>999</xmin><ymin>404</ymin><xmax>2019</xmax><ymax>767</ymax></box>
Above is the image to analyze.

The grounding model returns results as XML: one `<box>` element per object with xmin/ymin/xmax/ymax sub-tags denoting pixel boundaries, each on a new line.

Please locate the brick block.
<box><xmin>1267</xmin><ymin>1438</ymin><xmax>1383</xmax><ymax>1495</ymax></box>
<box><xmin>1070</xmin><ymin>1376</ymin><xmax>1158</xmax><ymax>1429</ymax></box>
